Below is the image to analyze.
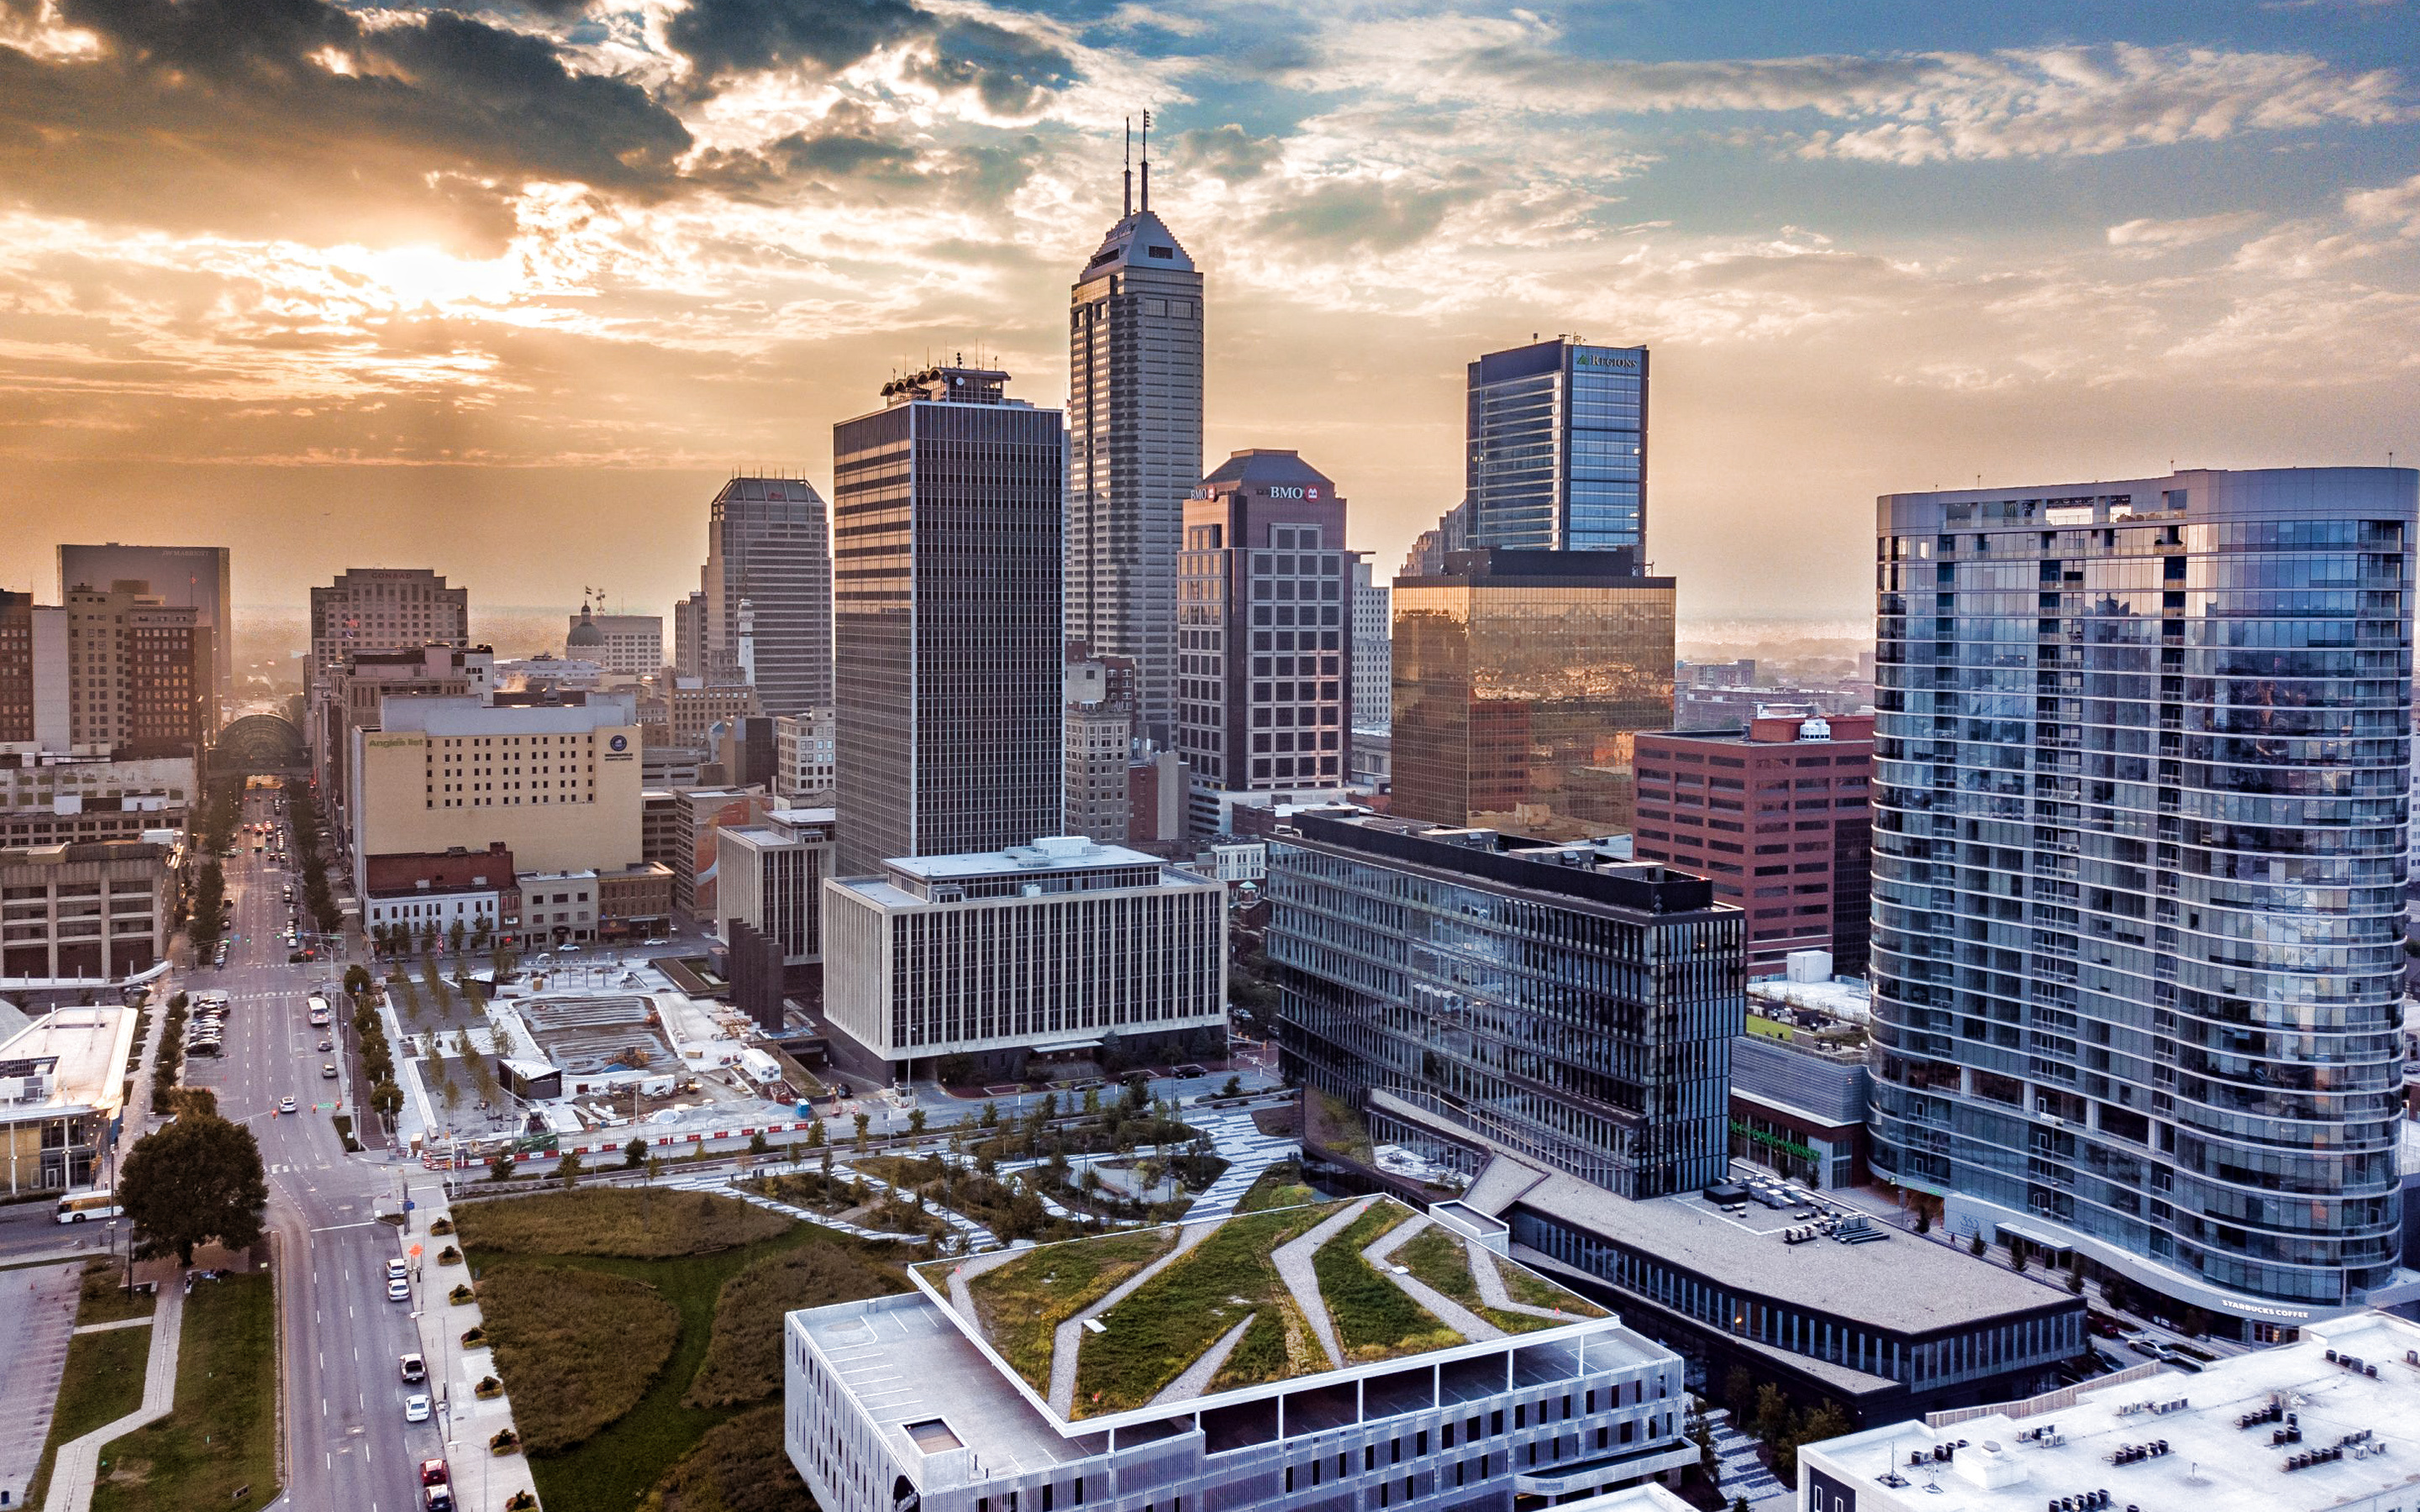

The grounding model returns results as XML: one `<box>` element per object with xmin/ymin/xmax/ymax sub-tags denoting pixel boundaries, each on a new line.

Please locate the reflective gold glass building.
<box><xmin>1391</xmin><ymin>548</ymin><xmax>1675</xmax><ymax>840</ymax></box>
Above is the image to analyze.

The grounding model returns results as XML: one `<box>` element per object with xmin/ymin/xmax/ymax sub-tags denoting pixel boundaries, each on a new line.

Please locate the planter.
<box><xmin>429</xmin><ymin>1216</ymin><xmax>455</xmax><ymax>1236</ymax></box>
<box><xmin>437</xmin><ymin>1244</ymin><xmax>462</xmax><ymax>1266</ymax></box>
<box><xmin>475</xmin><ymin>1375</ymin><xmax>502</xmax><ymax>1399</ymax></box>
<box><xmin>460</xmin><ymin>1326</ymin><xmax>487</xmax><ymax>1347</ymax></box>
<box><xmin>449</xmin><ymin>1283</ymin><xmax>474</xmax><ymax>1305</ymax></box>
<box><xmin>505</xmin><ymin>1494</ymin><xmax>537</xmax><ymax>1511</ymax></box>
<box><xmin>490</xmin><ymin>1429</ymin><xmax>519</xmax><ymax>1456</ymax></box>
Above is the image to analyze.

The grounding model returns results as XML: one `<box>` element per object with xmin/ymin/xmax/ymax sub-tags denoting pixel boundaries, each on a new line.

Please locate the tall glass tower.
<box><xmin>832</xmin><ymin>366</ymin><xmax>1064</xmax><ymax>877</ymax></box>
<box><xmin>1065</xmin><ymin>151</ymin><xmax>1203</xmax><ymax>748</ymax></box>
<box><xmin>702</xmin><ymin>475</ymin><xmax>832</xmax><ymax>717</ymax></box>
<box><xmin>1870</xmin><ymin>467</ymin><xmax>2417</xmax><ymax>1323</ymax></box>
<box><xmin>1466</xmin><ymin>339</ymin><xmax>1646</xmax><ymax>553</ymax></box>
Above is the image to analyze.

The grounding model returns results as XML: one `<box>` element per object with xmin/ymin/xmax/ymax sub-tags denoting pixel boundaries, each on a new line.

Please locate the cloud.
<box><xmin>661</xmin><ymin>0</ymin><xmax>1077</xmax><ymax>116</ymax></box>
<box><xmin>2106</xmin><ymin>213</ymin><xmax>2264</xmax><ymax>249</ymax></box>
<box><xmin>1173</xmin><ymin>123</ymin><xmax>1285</xmax><ymax>185</ymax></box>
<box><xmin>2345</xmin><ymin>170</ymin><xmax>2420</xmax><ymax>233</ymax></box>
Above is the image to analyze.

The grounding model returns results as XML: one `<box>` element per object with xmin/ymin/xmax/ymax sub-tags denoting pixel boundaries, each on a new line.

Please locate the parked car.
<box><xmin>318</xmin><ymin>1039</ymin><xmax>333</xmax><ymax>1053</ymax></box>
<box><xmin>400</xmin><ymin>1352</ymin><xmax>426</xmax><ymax>1382</ymax></box>
<box><xmin>403</xmin><ymin>1394</ymin><xmax>431</xmax><ymax>1423</ymax></box>
<box><xmin>321</xmin><ymin>1063</ymin><xmax>339</xmax><ymax>1079</ymax></box>
<box><xmin>387</xmin><ymin>1277</ymin><xmax>411</xmax><ymax>1302</ymax></box>
<box><xmin>387</xmin><ymin>1258</ymin><xmax>408</xmax><ymax>1281</ymax></box>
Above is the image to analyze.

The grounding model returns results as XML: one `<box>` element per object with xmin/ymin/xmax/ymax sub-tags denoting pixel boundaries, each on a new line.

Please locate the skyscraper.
<box><xmin>833</xmin><ymin>365</ymin><xmax>1063</xmax><ymax>876</ymax></box>
<box><xmin>1870</xmin><ymin>468</ymin><xmax>2417</xmax><ymax>1326</ymax></box>
<box><xmin>309</xmin><ymin>569</ymin><xmax>469</xmax><ymax>684</ymax></box>
<box><xmin>1065</xmin><ymin>142</ymin><xmax>1203</xmax><ymax>747</ymax></box>
<box><xmin>702</xmin><ymin>475</ymin><xmax>832</xmax><ymax>716</ymax></box>
<box><xmin>1176</xmin><ymin>449</ymin><xmax>1360</xmax><ymax>834</ymax></box>
<box><xmin>1350</xmin><ymin>559</ymin><xmax>1390</xmax><ymax>732</ymax></box>
<box><xmin>1466</xmin><ymin>339</ymin><xmax>1647</xmax><ymax>553</ymax></box>
<box><xmin>58</xmin><ymin>543</ymin><xmax>232</xmax><ymax>713</ymax></box>
<box><xmin>672</xmin><ymin>591</ymin><xmax>707</xmax><ymax>677</ymax></box>
<box><xmin>1392</xmin><ymin>547</ymin><xmax>1674</xmax><ymax>841</ymax></box>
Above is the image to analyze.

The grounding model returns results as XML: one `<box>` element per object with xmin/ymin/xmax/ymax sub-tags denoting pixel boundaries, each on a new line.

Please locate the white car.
<box><xmin>387</xmin><ymin>1257</ymin><xmax>408</xmax><ymax>1282</ymax></box>
<box><xmin>403</xmin><ymin>1394</ymin><xmax>431</xmax><ymax>1423</ymax></box>
<box><xmin>277</xmin><ymin>1096</ymin><xmax>297</xmax><ymax>1115</ymax></box>
<box><xmin>387</xmin><ymin>1277</ymin><xmax>411</xmax><ymax>1302</ymax></box>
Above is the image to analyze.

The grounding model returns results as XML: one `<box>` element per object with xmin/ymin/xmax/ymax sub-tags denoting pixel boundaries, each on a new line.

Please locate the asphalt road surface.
<box><xmin>181</xmin><ymin>788</ymin><xmax>439</xmax><ymax>1512</ymax></box>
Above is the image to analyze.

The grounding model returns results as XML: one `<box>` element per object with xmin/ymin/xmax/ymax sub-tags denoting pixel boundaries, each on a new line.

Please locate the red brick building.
<box><xmin>1630</xmin><ymin>712</ymin><xmax>1873</xmax><ymax>976</ymax></box>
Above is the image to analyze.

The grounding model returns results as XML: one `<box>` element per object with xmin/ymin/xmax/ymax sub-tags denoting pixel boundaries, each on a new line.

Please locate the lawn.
<box><xmin>478</xmin><ymin>1264</ymin><xmax>681</xmax><ymax>1453</ymax></box>
<box><xmin>1073</xmin><ymin>1203</ymin><xmax>1337</xmax><ymax>1416</ymax></box>
<box><xmin>1313</xmin><ymin>1204</ymin><xmax>1460</xmax><ymax>1362</ymax></box>
<box><xmin>686</xmin><ymin>1245</ymin><xmax>906</xmax><ymax>1409</ymax></box>
<box><xmin>91</xmin><ymin>1273</ymin><xmax>277</xmax><ymax>1512</ymax></box>
<box><xmin>466</xmin><ymin>1194</ymin><xmax>902</xmax><ymax>1512</ymax></box>
<box><xmin>1393</xmin><ymin>1226</ymin><xmax>1565</xmax><ymax>1335</ymax></box>
<box><xmin>455</xmin><ymin>1186</ymin><xmax>792</xmax><ymax>1257</ymax></box>
<box><xmin>955</xmin><ymin>1227</ymin><xmax>1177</xmax><ymax>1395</ymax></box>
<box><xmin>1232</xmin><ymin>1163</ymin><xmax>1318</xmax><ymax>1214</ymax></box>
<box><xmin>77</xmin><ymin>1258</ymin><xmax>160</xmax><ymax>1325</ymax></box>
<box><xmin>640</xmin><ymin>1404</ymin><xmax>814</xmax><ymax>1512</ymax></box>
<box><xmin>24</xmin><ymin>1320</ymin><xmax>153</xmax><ymax>1509</ymax></box>
<box><xmin>1488</xmin><ymin>1252</ymin><xmax>1606</xmax><ymax>1318</ymax></box>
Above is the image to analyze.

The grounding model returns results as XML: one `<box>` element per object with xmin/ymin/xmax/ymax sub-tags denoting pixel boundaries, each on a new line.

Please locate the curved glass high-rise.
<box><xmin>1869</xmin><ymin>467</ymin><xmax>2416</xmax><ymax>1324</ymax></box>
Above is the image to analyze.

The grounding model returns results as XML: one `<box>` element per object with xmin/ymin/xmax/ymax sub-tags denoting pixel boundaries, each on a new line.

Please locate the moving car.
<box><xmin>318</xmin><ymin>1039</ymin><xmax>333</xmax><ymax>1053</ymax></box>
<box><xmin>387</xmin><ymin>1277</ymin><xmax>411</xmax><ymax>1302</ymax></box>
<box><xmin>403</xmin><ymin>1394</ymin><xmax>431</xmax><ymax>1423</ymax></box>
<box><xmin>321</xmin><ymin>1063</ymin><xmax>339</xmax><ymax>1079</ymax></box>
<box><xmin>399</xmin><ymin>1352</ymin><xmax>426</xmax><ymax>1382</ymax></box>
<box><xmin>278</xmin><ymin>1096</ymin><xmax>297</xmax><ymax>1115</ymax></box>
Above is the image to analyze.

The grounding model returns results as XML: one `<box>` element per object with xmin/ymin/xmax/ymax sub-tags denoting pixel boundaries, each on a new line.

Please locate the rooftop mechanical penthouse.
<box><xmin>785</xmin><ymin>1197</ymin><xmax>1697</xmax><ymax>1512</ymax></box>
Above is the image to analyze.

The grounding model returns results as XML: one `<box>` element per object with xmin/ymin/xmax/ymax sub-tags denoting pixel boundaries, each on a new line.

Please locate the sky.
<box><xmin>1</xmin><ymin>0</ymin><xmax>2416</xmax><ymax>629</ymax></box>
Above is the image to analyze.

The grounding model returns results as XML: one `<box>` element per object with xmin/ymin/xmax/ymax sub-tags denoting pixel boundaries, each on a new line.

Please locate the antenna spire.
<box><xmin>1139</xmin><ymin>108</ymin><xmax>1151</xmax><ymax>212</ymax></box>
<box><xmin>1123</xmin><ymin>117</ymin><xmax>1133</xmax><ymax>218</ymax></box>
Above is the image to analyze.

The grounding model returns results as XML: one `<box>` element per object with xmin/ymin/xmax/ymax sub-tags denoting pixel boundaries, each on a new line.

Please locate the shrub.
<box><xmin>460</xmin><ymin>1326</ymin><xmax>487</xmax><ymax>1347</ymax></box>
<box><xmin>437</xmin><ymin>1244</ymin><xmax>462</xmax><ymax>1265</ymax></box>
<box><xmin>429</xmin><ymin>1216</ymin><xmax>455</xmax><ymax>1236</ymax></box>
<box><xmin>491</xmin><ymin>1428</ymin><xmax>518</xmax><ymax>1455</ymax></box>
<box><xmin>506</xmin><ymin>1494</ymin><xmax>536</xmax><ymax>1511</ymax></box>
<box><xmin>449</xmin><ymin>1284</ymin><xmax>474</xmax><ymax>1305</ymax></box>
<box><xmin>475</xmin><ymin>1374</ymin><xmax>502</xmax><ymax>1399</ymax></box>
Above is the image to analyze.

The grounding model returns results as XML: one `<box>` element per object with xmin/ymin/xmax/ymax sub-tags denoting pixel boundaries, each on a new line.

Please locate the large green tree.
<box><xmin>119</xmin><ymin>1113</ymin><xmax>269</xmax><ymax>1266</ymax></box>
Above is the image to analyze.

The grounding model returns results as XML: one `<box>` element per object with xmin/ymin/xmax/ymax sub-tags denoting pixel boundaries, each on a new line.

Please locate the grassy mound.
<box><xmin>686</xmin><ymin>1246</ymin><xmax>905</xmax><ymax>1408</ymax></box>
<box><xmin>481</xmin><ymin>1264</ymin><xmax>681</xmax><ymax>1452</ymax></box>
<box><xmin>640</xmin><ymin>1404</ymin><xmax>815</xmax><ymax>1512</ymax></box>
<box><xmin>455</xmin><ymin>1188</ymin><xmax>792</xmax><ymax>1258</ymax></box>
<box><xmin>91</xmin><ymin>1273</ymin><xmax>276</xmax><ymax>1512</ymax></box>
<box><xmin>1313</xmin><ymin>1204</ymin><xmax>1460</xmax><ymax>1362</ymax></box>
<box><xmin>960</xmin><ymin>1227</ymin><xmax>1177</xmax><ymax>1396</ymax></box>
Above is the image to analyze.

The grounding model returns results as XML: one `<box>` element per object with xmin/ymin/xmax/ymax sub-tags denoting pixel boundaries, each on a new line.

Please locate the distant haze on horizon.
<box><xmin>3</xmin><ymin>2</ymin><xmax>2415</xmax><ymax>625</ymax></box>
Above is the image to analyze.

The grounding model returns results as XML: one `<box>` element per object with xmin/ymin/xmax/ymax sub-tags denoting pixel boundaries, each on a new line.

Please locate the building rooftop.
<box><xmin>907</xmin><ymin>1196</ymin><xmax>1623</xmax><ymax>1431</ymax></box>
<box><xmin>0</xmin><ymin>1006</ymin><xmax>139</xmax><ymax>1121</ymax></box>
<box><xmin>1286</xmin><ymin>811</ymin><xmax>1719</xmax><ymax>916</ymax></box>
<box><xmin>881</xmin><ymin>837</ymin><xmax>1165</xmax><ymax>882</ymax></box>
<box><xmin>1201</xmin><ymin>449</ymin><xmax>1334</xmax><ymax>491</ymax></box>
<box><xmin>1803</xmin><ymin>1310</ymin><xmax>2420</xmax><ymax>1512</ymax></box>
<box><xmin>371</xmin><ymin>691</ymin><xmax>635</xmax><ymax>734</ymax></box>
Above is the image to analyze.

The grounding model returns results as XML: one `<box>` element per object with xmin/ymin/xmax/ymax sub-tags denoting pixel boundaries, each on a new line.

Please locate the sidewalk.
<box><xmin>42</xmin><ymin>1283</ymin><xmax>182</xmax><ymax>1512</ymax></box>
<box><xmin>398</xmin><ymin>1182</ymin><xmax>539</xmax><ymax>1512</ymax></box>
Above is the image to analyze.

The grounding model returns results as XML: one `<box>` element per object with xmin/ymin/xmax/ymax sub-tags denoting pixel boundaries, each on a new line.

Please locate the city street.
<box><xmin>179</xmin><ymin>787</ymin><xmax>438</xmax><ymax>1512</ymax></box>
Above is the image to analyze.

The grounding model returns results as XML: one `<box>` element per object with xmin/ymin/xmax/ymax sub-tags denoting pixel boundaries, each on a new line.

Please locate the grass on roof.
<box><xmin>1393</xmin><ymin>1226</ymin><xmax>1567</xmax><ymax>1335</ymax></box>
<box><xmin>1313</xmin><ymin>1204</ymin><xmax>1463</xmax><ymax>1362</ymax></box>
<box><xmin>955</xmin><ymin>1227</ymin><xmax>1178</xmax><ymax>1398</ymax></box>
<box><xmin>1072</xmin><ymin>1202</ymin><xmax>1340</xmax><ymax>1417</ymax></box>
<box><xmin>1487</xmin><ymin>1252</ymin><xmax>1606</xmax><ymax>1318</ymax></box>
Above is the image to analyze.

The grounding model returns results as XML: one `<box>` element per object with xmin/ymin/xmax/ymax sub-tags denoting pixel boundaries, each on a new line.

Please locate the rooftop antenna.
<box><xmin>1140</xmin><ymin>108</ymin><xmax>1152</xmax><ymax>213</ymax></box>
<box><xmin>1123</xmin><ymin>117</ymin><xmax>1133</xmax><ymax>218</ymax></box>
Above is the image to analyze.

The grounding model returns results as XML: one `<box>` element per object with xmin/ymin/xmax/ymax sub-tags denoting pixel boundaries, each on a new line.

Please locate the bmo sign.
<box><xmin>1266</xmin><ymin>486</ymin><xmax>1321</xmax><ymax>501</ymax></box>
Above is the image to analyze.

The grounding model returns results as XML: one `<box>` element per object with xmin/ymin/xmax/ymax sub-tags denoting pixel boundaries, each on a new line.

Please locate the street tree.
<box><xmin>448</xmin><ymin>917</ymin><xmax>467</xmax><ymax>957</ymax></box>
<box><xmin>625</xmin><ymin>1137</ymin><xmax>648</xmax><ymax>1168</ymax></box>
<box><xmin>119</xmin><ymin>1113</ymin><xmax>269</xmax><ymax>1266</ymax></box>
<box><xmin>907</xmin><ymin>1108</ymin><xmax>927</xmax><ymax>1138</ymax></box>
<box><xmin>852</xmin><ymin>1110</ymin><xmax>870</xmax><ymax>1152</ymax></box>
<box><xmin>558</xmin><ymin>1149</ymin><xmax>584</xmax><ymax>1189</ymax></box>
<box><xmin>370</xmin><ymin>1080</ymin><xmax>404</xmax><ymax>1122</ymax></box>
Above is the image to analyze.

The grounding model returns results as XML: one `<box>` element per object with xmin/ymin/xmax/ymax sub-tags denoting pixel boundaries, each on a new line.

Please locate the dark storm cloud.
<box><xmin>0</xmin><ymin>0</ymin><xmax>692</xmax><ymax>241</ymax></box>
<box><xmin>664</xmin><ymin>0</ymin><xmax>1076</xmax><ymax>113</ymax></box>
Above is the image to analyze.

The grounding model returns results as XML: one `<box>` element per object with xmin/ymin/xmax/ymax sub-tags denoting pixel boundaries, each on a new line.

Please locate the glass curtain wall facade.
<box><xmin>703</xmin><ymin>475</ymin><xmax>834</xmax><ymax>717</ymax></box>
<box><xmin>1065</xmin><ymin>208</ymin><xmax>1203</xmax><ymax>747</ymax></box>
<box><xmin>833</xmin><ymin>369</ymin><xmax>1065</xmax><ymax>877</ymax></box>
<box><xmin>1466</xmin><ymin>340</ymin><xmax>1646</xmax><ymax>554</ymax></box>
<box><xmin>1392</xmin><ymin>549</ymin><xmax>1675</xmax><ymax>841</ymax></box>
<box><xmin>1870</xmin><ymin>468</ymin><xmax>2417</xmax><ymax>1313</ymax></box>
<box><xmin>1269</xmin><ymin>811</ymin><xmax>1743</xmax><ymax>1198</ymax></box>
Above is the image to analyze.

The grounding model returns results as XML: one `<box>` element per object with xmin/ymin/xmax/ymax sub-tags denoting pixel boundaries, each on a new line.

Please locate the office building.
<box><xmin>786</xmin><ymin>1199</ymin><xmax>1697</xmax><ymax>1512</ymax></box>
<box><xmin>715</xmin><ymin>806</ymin><xmax>836</xmax><ymax>965</ymax></box>
<box><xmin>1064</xmin><ymin>159</ymin><xmax>1203</xmax><ymax>747</ymax></box>
<box><xmin>673</xmin><ymin>590</ymin><xmax>708</xmax><ymax>677</ymax></box>
<box><xmin>564</xmin><ymin>604</ymin><xmax>661</xmax><ymax>676</ymax></box>
<box><xmin>1631</xmin><ymin>713</ymin><xmax>1874</xmax><ymax>977</ymax></box>
<box><xmin>1402</xmin><ymin>499</ymin><xmax>1471</xmax><ymax>580</ymax></box>
<box><xmin>311</xmin><ymin>643</ymin><xmax>495</xmax><ymax>817</ymax></box>
<box><xmin>1176</xmin><ymin>449</ymin><xmax>1362</xmax><ymax>836</ymax></box>
<box><xmin>1127</xmin><ymin>748</ymin><xmax>1186</xmax><ymax>845</ymax></box>
<box><xmin>1352</xmin><ymin>559</ymin><xmax>1391</xmax><ymax>732</ymax></box>
<box><xmin>596</xmin><ymin>862</ymin><xmax>674</xmax><ymax>938</ymax></box>
<box><xmin>772</xmin><ymin>710</ymin><xmax>835</xmax><ymax>801</ymax></box>
<box><xmin>0</xmin><ymin>753</ymin><xmax>193</xmax><ymax>848</ymax></box>
<box><xmin>11</xmin><ymin>585</ymin><xmax>215</xmax><ymax>761</ymax></box>
<box><xmin>0</xmin><ymin>841</ymin><xmax>175</xmax><ymax>983</ymax></box>
<box><xmin>1798</xmin><ymin>1310</ymin><xmax>2420</xmax><ymax>1512</ymax></box>
<box><xmin>1870</xmin><ymin>468</ymin><xmax>2418</xmax><ymax>1330</ymax></box>
<box><xmin>518</xmin><ymin>869</ymin><xmax>599</xmax><ymax>944</ymax></box>
<box><xmin>363</xmin><ymin>843</ymin><xmax>518</xmax><ymax>952</ymax></box>
<box><xmin>832</xmin><ymin>365</ymin><xmax>1063</xmax><ymax>875</ymax></box>
<box><xmin>699</xmin><ymin>474</ymin><xmax>833</xmax><ymax>716</ymax></box>
<box><xmin>1730</xmin><ymin>981</ymin><xmax>1873</xmax><ymax>1190</ymax></box>
<box><xmin>1392</xmin><ymin>549</ymin><xmax>1674</xmax><ymax>841</ymax></box>
<box><xmin>346</xmin><ymin>690</ymin><xmax>643</xmax><ymax>899</ymax></box>
<box><xmin>309</xmin><ymin>569</ymin><xmax>469</xmax><ymax>684</ymax></box>
<box><xmin>1064</xmin><ymin>698</ymin><xmax>1132</xmax><ymax>843</ymax></box>
<box><xmin>57</xmin><ymin>543</ymin><xmax>232</xmax><ymax>711</ymax></box>
<box><xmin>661</xmin><ymin>785</ymin><xmax>772</xmax><ymax>918</ymax></box>
<box><xmin>660</xmin><ymin>679</ymin><xmax>765</xmax><ymax>751</ymax></box>
<box><xmin>1269</xmin><ymin>810</ymin><xmax>1740</xmax><ymax>1200</ymax></box>
<box><xmin>819</xmin><ymin>836</ymin><xmax>1223</xmax><ymax>1084</ymax></box>
<box><xmin>0</xmin><ymin>1005</ymin><xmax>140</xmax><ymax>1192</ymax></box>
<box><xmin>1466</xmin><ymin>339</ymin><xmax>1646</xmax><ymax>554</ymax></box>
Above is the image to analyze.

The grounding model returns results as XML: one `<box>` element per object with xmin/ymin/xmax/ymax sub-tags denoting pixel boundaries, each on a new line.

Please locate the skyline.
<box><xmin>2</xmin><ymin>1</ymin><xmax>2417</xmax><ymax>622</ymax></box>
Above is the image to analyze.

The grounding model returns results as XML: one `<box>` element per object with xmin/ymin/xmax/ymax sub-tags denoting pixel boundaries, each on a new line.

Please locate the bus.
<box><xmin>307</xmin><ymin>995</ymin><xmax>332</xmax><ymax>1027</ymax></box>
<box><xmin>57</xmin><ymin>1189</ymin><xmax>121</xmax><ymax>1224</ymax></box>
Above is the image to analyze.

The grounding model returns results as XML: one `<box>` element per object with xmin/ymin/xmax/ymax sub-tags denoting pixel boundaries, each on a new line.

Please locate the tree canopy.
<box><xmin>119</xmin><ymin>1113</ymin><xmax>269</xmax><ymax>1266</ymax></box>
